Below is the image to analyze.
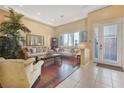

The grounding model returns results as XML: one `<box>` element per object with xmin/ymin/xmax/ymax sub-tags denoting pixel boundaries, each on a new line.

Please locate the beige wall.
<box><xmin>87</xmin><ymin>5</ymin><xmax>124</xmax><ymax>60</ymax></box>
<box><xmin>55</xmin><ymin>19</ymin><xmax>87</xmax><ymax>37</ymax></box>
<box><xmin>22</xmin><ymin>18</ymin><xmax>55</xmax><ymax>47</ymax></box>
<box><xmin>0</xmin><ymin>10</ymin><xmax>8</xmax><ymax>36</ymax></box>
<box><xmin>0</xmin><ymin>10</ymin><xmax>8</xmax><ymax>24</ymax></box>
<box><xmin>0</xmin><ymin>9</ymin><xmax>55</xmax><ymax>47</ymax></box>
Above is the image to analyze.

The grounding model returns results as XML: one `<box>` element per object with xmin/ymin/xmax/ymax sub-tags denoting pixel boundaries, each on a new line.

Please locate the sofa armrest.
<box><xmin>24</xmin><ymin>60</ymin><xmax>34</xmax><ymax>87</ymax></box>
<box><xmin>33</xmin><ymin>60</ymin><xmax>44</xmax><ymax>70</ymax></box>
<box><xmin>26</xmin><ymin>58</ymin><xmax>35</xmax><ymax>62</ymax></box>
<box><xmin>2</xmin><ymin>58</ymin><xmax>35</xmax><ymax>67</ymax></box>
<box><xmin>24</xmin><ymin>58</ymin><xmax>35</xmax><ymax>67</ymax></box>
<box><xmin>24</xmin><ymin>58</ymin><xmax>35</xmax><ymax>73</ymax></box>
<box><xmin>38</xmin><ymin>60</ymin><xmax>44</xmax><ymax>66</ymax></box>
<box><xmin>0</xmin><ymin>57</ymin><xmax>5</xmax><ymax>60</ymax></box>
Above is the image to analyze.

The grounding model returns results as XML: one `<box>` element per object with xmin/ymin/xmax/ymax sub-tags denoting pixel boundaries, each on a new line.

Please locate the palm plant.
<box><xmin>0</xmin><ymin>8</ymin><xmax>31</xmax><ymax>59</ymax></box>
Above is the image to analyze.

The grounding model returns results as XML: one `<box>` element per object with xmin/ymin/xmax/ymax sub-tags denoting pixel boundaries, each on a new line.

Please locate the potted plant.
<box><xmin>0</xmin><ymin>8</ymin><xmax>31</xmax><ymax>59</ymax></box>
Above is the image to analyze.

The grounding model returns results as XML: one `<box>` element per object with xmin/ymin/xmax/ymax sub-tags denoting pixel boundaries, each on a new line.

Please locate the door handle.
<box><xmin>100</xmin><ymin>44</ymin><xmax>102</xmax><ymax>49</ymax></box>
<box><xmin>96</xmin><ymin>42</ymin><xmax>98</xmax><ymax>45</ymax></box>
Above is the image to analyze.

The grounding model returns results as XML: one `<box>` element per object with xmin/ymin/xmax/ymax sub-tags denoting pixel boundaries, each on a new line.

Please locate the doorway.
<box><xmin>93</xmin><ymin>19</ymin><xmax>122</xmax><ymax>67</ymax></box>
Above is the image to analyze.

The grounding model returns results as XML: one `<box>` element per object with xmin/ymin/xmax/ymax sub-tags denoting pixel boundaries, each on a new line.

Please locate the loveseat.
<box><xmin>0</xmin><ymin>58</ymin><xmax>44</xmax><ymax>88</ymax></box>
<box><xmin>22</xmin><ymin>46</ymin><xmax>47</xmax><ymax>59</ymax></box>
<box><xmin>21</xmin><ymin>46</ymin><xmax>55</xmax><ymax>60</ymax></box>
<box><xmin>56</xmin><ymin>47</ymin><xmax>80</xmax><ymax>57</ymax></box>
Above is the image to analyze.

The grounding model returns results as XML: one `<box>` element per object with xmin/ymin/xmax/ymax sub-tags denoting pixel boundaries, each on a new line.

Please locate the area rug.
<box><xmin>32</xmin><ymin>56</ymin><xmax>80</xmax><ymax>88</ymax></box>
<box><xmin>96</xmin><ymin>63</ymin><xmax>124</xmax><ymax>72</ymax></box>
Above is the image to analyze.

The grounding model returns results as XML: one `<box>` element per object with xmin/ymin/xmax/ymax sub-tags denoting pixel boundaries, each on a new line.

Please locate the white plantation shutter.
<box><xmin>60</xmin><ymin>31</ymin><xmax>87</xmax><ymax>47</ymax></box>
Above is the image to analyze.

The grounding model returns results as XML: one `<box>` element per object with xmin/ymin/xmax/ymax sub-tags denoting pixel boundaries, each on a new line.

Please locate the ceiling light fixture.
<box><xmin>51</xmin><ymin>19</ymin><xmax>55</xmax><ymax>22</ymax></box>
<box><xmin>37</xmin><ymin>12</ymin><xmax>41</xmax><ymax>15</ymax></box>
<box><xmin>60</xmin><ymin>15</ymin><xmax>64</xmax><ymax>18</ymax></box>
<box><xmin>19</xmin><ymin>5</ymin><xmax>23</xmax><ymax>7</ymax></box>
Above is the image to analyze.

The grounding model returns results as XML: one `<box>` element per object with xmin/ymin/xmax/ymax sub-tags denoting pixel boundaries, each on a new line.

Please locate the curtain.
<box><xmin>68</xmin><ymin>32</ymin><xmax>74</xmax><ymax>47</ymax></box>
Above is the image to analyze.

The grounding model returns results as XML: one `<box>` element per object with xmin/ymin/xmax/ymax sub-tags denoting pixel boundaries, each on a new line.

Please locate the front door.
<box><xmin>93</xmin><ymin>19</ymin><xmax>122</xmax><ymax>66</ymax></box>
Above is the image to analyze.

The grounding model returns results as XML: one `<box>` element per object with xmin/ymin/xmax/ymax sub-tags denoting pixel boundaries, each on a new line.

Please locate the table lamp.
<box><xmin>79</xmin><ymin>42</ymin><xmax>87</xmax><ymax>49</ymax></box>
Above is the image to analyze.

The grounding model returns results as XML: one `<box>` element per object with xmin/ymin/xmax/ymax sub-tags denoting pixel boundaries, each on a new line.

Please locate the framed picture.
<box><xmin>26</xmin><ymin>34</ymin><xmax>44</xmax><ymax>46</ymax></box>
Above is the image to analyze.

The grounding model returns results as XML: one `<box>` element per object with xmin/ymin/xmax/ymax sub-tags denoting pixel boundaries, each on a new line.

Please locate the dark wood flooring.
<box><xmin>32</xmin><ymin>56</ymin><xmax>80</xmax><ymax>88</ymax></box>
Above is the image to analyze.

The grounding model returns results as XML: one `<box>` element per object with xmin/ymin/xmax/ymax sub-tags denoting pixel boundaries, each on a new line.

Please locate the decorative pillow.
<box><xmin>30</xmin><ymin>49</ymin><xmax>33</xmax><ymax>53</ymax></box>
<box><xmin>55</xmin><ymin>48</ymin><xmax>59</xmax><ymax>52</ymax></box>
<box><xmin>36</xmin><ymin>47</ymin><xmax>39</xmax><ymax>53</ymax></box>
<box><xmin>40</xmin><ymin>47</ymin><xmax>43</xmax><ymax>52</ymax></box>
<box><xmin>0</xmin><ymin>57</ymin><xmax>5</xmax><ymax>60</ymax></box>
<box><xmin>71</xmin><ymin>48</ymin><xmax>75</xmax><ymax>53</ymax></box>
<box><xmin>25</xmin><ymin>48</ymin><xmax>29</xmax><ymax>52</ymax></box>
<box><xmin>59</xmin><ymin>48</ymin><xmax>64</xmax><ymax>52</ymax></box>
<box><xmin>32</xmin><ymin>48</ymin><xmax>37</xmax><ymax>53</ymax></box>
<box><xmin>43</xmin><ymin>47</ymin><xmax>47</xmax><ymax>52</ymax></box>
<box><xmin>36</xmin><ymin>47</ymin><xmax>41</xmax><ymax>53</ymax></box>
<box><xmin>26</xmin><ymin>47</ymin><xmax>32</xmax><ymax>53</ymax></box>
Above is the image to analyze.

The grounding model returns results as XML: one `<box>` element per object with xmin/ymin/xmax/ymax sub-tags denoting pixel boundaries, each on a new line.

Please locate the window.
<box><xmin>63</xmin><ymin>33</ymin><xmax>68</xmax><ymax>47</ymax></box>
<box><xmin>60</xmin><ymin>31</ymin><xmax>87</xmax><ymax>47</ymax></box>
<box><xmin>41</xmin><ymin>36</ymin><xmax>45</xmax><ymax>46</ymax></box>
<box><xmin>74</xmin><ymin>32</ymin><xmax>79</xmax><ymax>47</ymax></box>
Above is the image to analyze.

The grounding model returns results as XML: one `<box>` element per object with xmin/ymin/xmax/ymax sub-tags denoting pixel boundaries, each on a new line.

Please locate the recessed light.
<box><xmin>19</xmin><ymin>5</ymin><xmax>23</xmax><ymax>7</ymax></box>
<box><xmin>37</xmin><ymin>12</ymin><xmax>41</xmax><ymax>15</ymax></box>
<box><xmin>60</xmin><ymin>15</ymin><xmax>64</xmax><ymax>18</ymax></box>
<box><xmin>51</xmin><ymin>19</ymin><xmax>55</xmax><ymax>22</ymax></box>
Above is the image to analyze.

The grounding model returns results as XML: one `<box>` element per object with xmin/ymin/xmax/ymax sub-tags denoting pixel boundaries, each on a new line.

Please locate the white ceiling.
<box><xmin>0</xmin><ymin>5</ymin><xmax>107</xmax><ymax>27</ymax></box>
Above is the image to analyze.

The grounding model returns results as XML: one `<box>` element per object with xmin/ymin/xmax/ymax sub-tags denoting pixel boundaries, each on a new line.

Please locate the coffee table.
<box><xmin>39</xmin><ymin>54</ymin><xmax>62</xmax><ymax>67</ymax></box>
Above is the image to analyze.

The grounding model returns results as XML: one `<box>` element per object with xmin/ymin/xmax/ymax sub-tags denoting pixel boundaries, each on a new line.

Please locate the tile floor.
<box><xmin>56</xmin><ymin>62</ymin><xmax>124</xmax><ymax>88</ymax></box>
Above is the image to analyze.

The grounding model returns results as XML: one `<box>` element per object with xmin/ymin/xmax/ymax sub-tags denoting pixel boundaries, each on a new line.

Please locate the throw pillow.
<box><xmin>0</xmin><ymin>57</ymin><xmax>5</xmax><ymax>60</ymax></box>
<box><xmin>36</xmin><ymin>47</ymin><xmax>41</xmax><ymax>53</ymax></box>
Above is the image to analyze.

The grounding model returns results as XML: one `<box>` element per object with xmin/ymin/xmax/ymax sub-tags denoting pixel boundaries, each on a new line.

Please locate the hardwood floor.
<box><xmin>32</xmin><ymin>56</ymin><xmax>80</xmax><ymax>88</ymax></box>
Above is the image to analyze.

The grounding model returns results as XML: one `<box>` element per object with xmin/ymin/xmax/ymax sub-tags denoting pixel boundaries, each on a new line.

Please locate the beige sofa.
<box><xmin>21</xmin><ymin>46</ymin><xmax>48</xmax><ymax>59</ymax></box>
<box><xmin>57</xmin><ymin>47</ymin><xmax>80</xmax><ymax>57</ymax></box>
<box><xmin>0</xmin><ymin>58</ymin><xmax>44</xmax><ymax>88</ymax></box>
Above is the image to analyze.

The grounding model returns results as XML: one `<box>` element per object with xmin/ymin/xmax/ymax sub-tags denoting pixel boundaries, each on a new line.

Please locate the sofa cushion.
<box><xmin>36</xmin><ymin>47</ymin><xmax>42</xmax><ymax>53</ymax></box>
<box><xmin>30</xmin><ymin>49</ymin><xmax>33</xmax><ymax>53</ymax></box>
<box><xmin>26</xmin><ymin>47</ymin><xmax>32</xmax><ymax>53</ymax></box>
<box><xmin>32</xmin><ymin>48</ymin><xmax>37</xmax><ymax>53</ymax></box>
<box><xmin>33</xmin><ymin>60</ymin><xmax>44</xmax><ymax>70</ymax></box>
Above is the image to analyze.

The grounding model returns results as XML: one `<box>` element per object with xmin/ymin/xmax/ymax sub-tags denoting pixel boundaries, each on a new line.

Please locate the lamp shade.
<box><xmin>79</xmin><ymin>42</ymin><xmax>87</xmax><ymax>49</ymax></box>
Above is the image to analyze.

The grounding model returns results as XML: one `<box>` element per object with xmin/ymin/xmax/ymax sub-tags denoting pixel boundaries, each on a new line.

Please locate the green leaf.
<box><xmin>0</xmin><ymin>8</ymin><xmax>31</xmax><ymax>58</ymax></box>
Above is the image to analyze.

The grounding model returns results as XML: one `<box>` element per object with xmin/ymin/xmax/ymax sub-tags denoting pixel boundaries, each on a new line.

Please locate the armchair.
<box><xmin>0</xmin><ymin>58</ymin><xmax>44</xmax><ymax>88</ymax></box>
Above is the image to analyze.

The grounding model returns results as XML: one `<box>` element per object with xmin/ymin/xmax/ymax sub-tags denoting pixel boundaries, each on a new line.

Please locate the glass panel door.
<box><xmin>103</xmin><ymin>25</ymin><xmax>117</xmax><ymax>63</ymax></box>
<box><xmin>74</xmin><ymin>32</ymin><xmax>79</xmax><ymax>47</ymax></box>
<box><xmin>63</xmin><ymin>33</ymin><xmax>68</xmax><ymax>47</ymax></box>
<box><xmin>94</xmin><ymin>27</ymin><xmax>99</xmax><ymax>61</ymax></box>
<box><xmin>93</xmin><ymin>20</ymin><xmax>122</xmax><ymax>66</ymax></box>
